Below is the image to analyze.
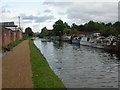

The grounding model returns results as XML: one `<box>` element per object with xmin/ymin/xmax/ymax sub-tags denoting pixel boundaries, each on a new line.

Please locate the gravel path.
<box><xmin>2</xmin><ymin>40</ymin><xmax>33</xmax><ymax>88</ymax></box>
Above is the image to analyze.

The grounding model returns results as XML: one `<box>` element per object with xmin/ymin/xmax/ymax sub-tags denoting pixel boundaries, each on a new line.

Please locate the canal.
<box><xmin>34</xmin><ymin>39</ymin><xmax>120</xmax><ymax>88</ymax></box>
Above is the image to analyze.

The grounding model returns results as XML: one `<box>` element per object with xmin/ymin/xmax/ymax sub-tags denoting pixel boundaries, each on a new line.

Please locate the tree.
<box><xmin>113</xmin><ymin>21</ymin><xmax>120</xmax><ymax>34</ymax></box>
<box><xmin>69</xmin><ymin>28</ymin><xmax>78</xmax><ymax>35</ymax></box>
<box><xmin>93</xmin><ymin>22</ymin><xmax>105</xmax><ymax>31</ymax></box>
<box><xmin>25</xmin><ymin>27</ymin><xmax>33</xmax><ymax>36</ymax></box>
<box><xmin>47</xmin><ymin>30</ymin><xmax>55</xmax><ymax>36</ymax></box>
<box><xmin>71</xmin><ymin>23</ymin><xmax>79</xmax><ymax>30</ymax></box>
<box><xmin>85</xmin><ymin>21</ymin><xmax>95</xmax><ymax>32</ymax></box>
<box><xmin>53</xmin><ymin>19</ymin><xmax>66</xmax><ymax>36</ymax></box>
<box><xmin>40</xmin><ymin>27</ymin><xmax>48</xmax><ymax>36</ymax></box>
<box><xmin>78</xmin><ymin>25</ymin><xmax>86</xmax><ymax>31</ymax></box>
<box><xmin>63</xmin><ymin>22</ymin><xmax>71</xmax><ymax>35</ymax></box>
<box><xmin>63</xmin><ymin>28</ymin><xmax>71</xmax><ymax>35</ymax></box>
<box><xmin>106</xmin><ymin>22</ymin><xmax>112</xmax><ymax>27</ymax></box>
<box><xmin>85</xmin><ymin>21</ymin><xmax>105</xmax><ymax>32</ymax></box>
<box><xmin>101</xmin><ymin>26</ymin><xmax>118</xmax><ymax>36</ymax></box>
<box><xmin>64</xmin><ymin>22</ymin><xmax>70</xmax><ymax>29</ymax></box>
<box><xmin>70</xmin><ymin>23</ymin><xmax>79</xmax><ymax>35</ymax></box>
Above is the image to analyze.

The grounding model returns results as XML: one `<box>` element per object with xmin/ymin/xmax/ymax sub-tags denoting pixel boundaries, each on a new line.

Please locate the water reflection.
<box><xmin>53</xmin><ymin>41</ymin><xmax>64</xmax><ymax>49</ymax></box>
<box><xmin>34</xmin><ymin>39</ymin><xmax>120</xmax><ymax>88</ymax></box>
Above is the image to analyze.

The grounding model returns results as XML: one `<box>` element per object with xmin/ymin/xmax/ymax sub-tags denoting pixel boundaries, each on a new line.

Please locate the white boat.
<box><xmin>80</xmin><ymin>37</ymin><xmax>111</xmax><ymax>49</ymax></box>
<box><xmin>72</xmin><ymin>37</ymin><xmax>80</xmax><ymax>45</ymax></box>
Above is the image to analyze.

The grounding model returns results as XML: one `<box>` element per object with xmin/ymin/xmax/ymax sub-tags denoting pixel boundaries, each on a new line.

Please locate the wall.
<box><xmin>0</xmin><ymin>26</ymin><xmax>23</xmax><ymax>46</ymax></box>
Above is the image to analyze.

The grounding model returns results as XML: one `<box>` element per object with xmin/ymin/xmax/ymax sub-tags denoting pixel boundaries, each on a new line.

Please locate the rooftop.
<box><xmin>0</xmin><ymin>22</ymin><xmax>18</xmax><ymax>27</ymax></box>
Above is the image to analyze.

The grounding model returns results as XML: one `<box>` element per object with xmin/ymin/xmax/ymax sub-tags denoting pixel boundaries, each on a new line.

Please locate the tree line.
<box><xmin>40</xmin><ymin>19</ymin><xmax>120</xmax><ymax>37</ymax></box>
<box><xmin>24</xmin><ymin>19</ymin><xmax>120</xmax><ymax>37</ymax></box>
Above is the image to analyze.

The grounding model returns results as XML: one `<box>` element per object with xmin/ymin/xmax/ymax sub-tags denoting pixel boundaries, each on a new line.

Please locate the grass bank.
<box><xmin>0</xmin><ymin>45</ymin><xmax>2</xmax><ymax>50</ymax></box>
<box><xmin>29</xmin><ymin>40</ymin><xmax>65</xmax><ymax>88</ymax></box>
<box><xmin>2</xmin><ymin>39</ymin><xmax>24</xmax><ymax>52</ymax></box>
<box><xmin>2</xmin><ymin>35</ymin><xmax>29</xmax><ymax>52</ymax></box>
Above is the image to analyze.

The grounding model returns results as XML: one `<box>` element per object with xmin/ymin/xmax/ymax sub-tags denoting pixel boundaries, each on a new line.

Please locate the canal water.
<box><xmin>34</xmin><ymin>39</ymin><xmax>120</xmax><ymax>88</ymax></box>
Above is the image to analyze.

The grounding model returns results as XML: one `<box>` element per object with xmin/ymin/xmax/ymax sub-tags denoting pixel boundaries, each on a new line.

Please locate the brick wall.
<box><xmin>0</xmin><ymin>26</ymin><xmax>23</xmax><ymax>46</ymax></box>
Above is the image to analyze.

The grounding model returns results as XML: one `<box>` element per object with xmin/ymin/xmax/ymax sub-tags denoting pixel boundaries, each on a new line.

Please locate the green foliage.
<box><xmin>71</xmin><ymin>23</ymin><xmax>79</xmax><ymax>30</ymax></box>
<box><xmin>71</xmin><ymin>29</ymin><xmax>78</xmax><ymax>35</ymax></box>
<box><xmin>23</xmin><ymin>34</ymin><xmax>29</xmax><ymax>40</ymax></box>
<box><xmin>25</xmin><ymin>27</ymin><xmax>33</xmax><ymax>36</ymax></box>
<box><xmin>113</xmin><ymin>21</ymin><xmax>120</xmax><ymax>34</ymax></box>
<box><xmin>64</xmin><ymin>22</ymin><xmax>70</xmax><ymax>29</ymax></box>
<box><xmin>48</xmin><ymin>30</ymin><xmax>55</xmax><ymax>36</ymax></box>
<box><xmin>63</xmin><ymin>28</ymin><xmax>71</xmax><ymax>34</ymax></box>
<box><xmin>53</xmin><ymin>19</ymin><xmax>66</xmax><ymax>36</ymax></box>
<box><xmin>40</xmin><ymin>27</ymin><xmax>48</xmax><ymax>37</ymax></box>
<box><xmin>78</xmin><ymin>25</ymin><xmax>86</xmax><ymax>31</ymax></box>
<box><xmin>100</xmin><ymin>21</ymin><xmax>120</xmax><ymax>36</ymax></box>
<box><xmin>105</xmin><ymin>22</ymin><xmax>112</xmax><ymax>27</ymax></box>
<box><xmin>101</xmin><ymin>26</ymin><xmax>118</xmax><ymax>36</ymax></box>
<box><xmin>0</xmin><ymin>45</ymin><xmax>2</xmax><ymax>50</ymax></box>
<box><xmin>41</xmin><ymin>19</ymin><xmax>120</xmax><ymax>37</ymax></box>
<box><xmin>29</xmin><ymin>40</ymin><xmax>65</xmax><ymax>88</ymax></box>
<box><xmin>8</xmin><ymin>40</ymin><xmax>23</xmax><ymax>48</ymax></box>
<box><xmin>85</xmin><ymin>21</ymin><xmax>104</xmax><ymax>32</ymax></box>
<box><xmin>2</xmin><ymin>40</ymin><xmax>24</xmax><ymax>51</ymax></box>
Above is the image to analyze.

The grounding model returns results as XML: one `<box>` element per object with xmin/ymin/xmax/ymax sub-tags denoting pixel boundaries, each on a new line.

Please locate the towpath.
<box><xmin>2</xmin><ymin>40</ymin><xmax>33</xmax><ymax>88</ymax></box>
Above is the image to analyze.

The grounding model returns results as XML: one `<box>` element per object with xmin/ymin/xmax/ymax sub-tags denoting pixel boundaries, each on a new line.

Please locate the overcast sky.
<box><xmin>0</xmin><ymin>0</ymin><xmax>119</xmax><ymax>32</ymax></box>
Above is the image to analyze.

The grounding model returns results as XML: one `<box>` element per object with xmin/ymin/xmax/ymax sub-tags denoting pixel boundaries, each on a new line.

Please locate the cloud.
<box><xmin>43</xmin><ymin>1</ymin><xmax>118</xmax><ymax>24</ymax></box>
<box><xmin>66</xmin><ymin>2</ymin><xmax>118</xmax><ymax>23</ymax></box>
<box><xmin>44</xmin><ymin>9</ymin><xmax>51</xmax><ymax>13</ymax></box>
<box><xmin>23</xmin><ymin>20</ymin><xmax>32</xmax><ymax>24</ymax></box>
<box><xmin>1</xmin><ymin>6</ymin><xmax>11</xmax><ymax>13</ymax></box>
<box><xmin>22</xmin><ymin>15</ymin><xmax>37</xmax><ymax>20</ymax></box>
<box><xmin>35</xmin><ymin>15</ymin><xmax>54</xmax><ymax>23</ymax></box>
<box><xmin>43</xmin><ymin>1</ymin><xmax>73</xmax><ymax>7</ymax></box>
<box><xmin>21</xmin><ymin>14</ymin><xmax>54</xmax><ymax>23</ymax></box>
<box><xmin>118</xmin><ymin>1</ymin><xmax>120</xmax><ymax>21</ymax></box>
<box><xmin>58</xmin><ymin>12</ymin><xmax>66</xmax><ymax>15</ymax></box>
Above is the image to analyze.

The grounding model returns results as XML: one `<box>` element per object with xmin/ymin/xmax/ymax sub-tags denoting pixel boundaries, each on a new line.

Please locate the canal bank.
<box><xmin>29</xmin><ymin>40</ymin><xmax>65</xmax><ymax>88</ymax></box>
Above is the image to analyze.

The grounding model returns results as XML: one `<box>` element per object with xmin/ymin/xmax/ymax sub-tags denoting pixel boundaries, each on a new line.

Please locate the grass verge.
<box><xmin>29</xmin><ymin>40</ymin><xmax>65</xmax><ymax>88</ymax></box>
<box><xmin>2</xmin><ymin>39</ymin><xmax>24</xmax><ymax>52</ymax></box>
<box><xmin>2</xmin><ymin>36</ymin><xmax>29</xmax><ymax>52</ymax></box>
<box><xmin>0</xmin><ymin>45</ymin><xmax>2</xmax><ymax>50</ymax></box>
